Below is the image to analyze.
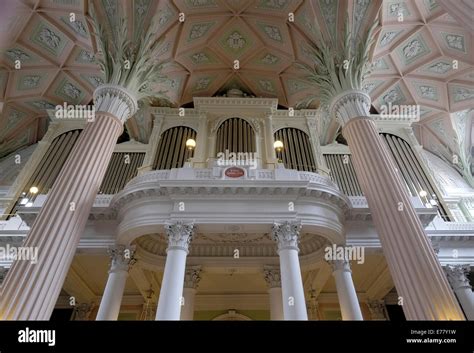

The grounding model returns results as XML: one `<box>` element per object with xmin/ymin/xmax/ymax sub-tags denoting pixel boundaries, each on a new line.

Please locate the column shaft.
<box><xmin>156</xmin><ymin>249</ymin><xmax>187</xmax><ymax>320</ymax></box>
<box><xmin>343</xmin><ymin>115</ymin><xmax>464</xmax><ymax>320</ymax></box>
<box><xmin>0</xmin><ymin>113</ymin><xmax>123</xmax><ymax>320</ymax></box>
<box><xmin>96</xmin><ymin>245</ymin><xmax>135</xmax><ymax>320</ymax></box>
<box><xmin>264</xmin><ymin>266</ymin><xmax>283</xmax><ymax>320</ymax></box>
<box><xmin>155</xmin><ymin>222</ymin><xmax>194</xmax><ymax>320</ymax></box>
<box><xmin>269</xmin><ymin>287</ymin><xmax>284</xmax><ymax>320</ymax></box>
<box><xmin>180</xmin><ymin>288</ymin><xmax>196</xmax><ymax>320</ymax></box>
<box><xmin>444</xmin><ymin>265</ymin><xmax>474</xmax><ymax>320</ymax></box>
<box><xmin>279</xmin><ymin>248</ymin><xmax>308</xmax><ymax>320</ymax></box>
<box><xmin>330</xmin><ymin>260</ymin><xmax>363</xmax><ymax>320</ymax></box>
<box><xmin>272</xmin><ymin>222</ymin><xmax>307</xmax><ymax>321</ymax></box>
<box><xmin>96</xmin><ymin>271</ymin><xmax>128</xmax><ymax>320</ymax></box>
<box><xmin>180</xmin><ymin>266</ymin><xmax>201</xmax><ymax>320</ymax></box>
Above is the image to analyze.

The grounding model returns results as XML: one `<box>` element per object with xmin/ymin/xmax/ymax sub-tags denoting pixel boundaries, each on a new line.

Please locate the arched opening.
<box><xmin>274</xmin><ymin>128</ymin><xmax>317</xmax><ymax>172</ymax></box>
<box><xmin>11</xmin><ymin>129</ymin><xmax>82</xmax><ymax>216</ymax></box>
<box><xmin>153</xmin><ymin>126</ymin><xmax>197</xmax><ymax>170</ymax></box>
<box><xmin>215</xmin><ymin>118</ymin><xmax>256</xmax><ymax>154</ymax></box>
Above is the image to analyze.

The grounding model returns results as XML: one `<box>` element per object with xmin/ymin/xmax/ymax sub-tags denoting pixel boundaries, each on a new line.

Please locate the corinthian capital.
<box><xmin>108</xmin><ymin>245</ymin><xmax>136</xmax><ymax>273</ymax></box>
<box><xmin>327</xmin><ymin>259</ymin><xmax>351</xmax><ymax>273</ymax></box>
<box><xmin>165</xmin><ymin>221</ymin><xmax>195</xmax><ymax>253</ymax></box>
<box><xmin>93</xmin><ymin>85</ymin><xmax>139</xmax><ymax>123</ymax></box>
<box><xmin>184</xmin><ymin>266</ymin><xmax>202</xmax><ymax>289</ymax></box>
<box><xmin>263</xmin><ymin>266</ymin><xmax>281</xmax><ymax>288</ymax></box>
<box><xmin>329</xmin><ymin>90</ymin><xmax>371</xmax><ymax>126</ymax></box>
<box><xmin>444</xmin><ymin>265</ymin><xmax>472</xmax><ymax>290</ymax></box>
<box><xmin>272</xmin><ymin>221</ymin><xmax>301</xmax><ymax>252</ymax></box>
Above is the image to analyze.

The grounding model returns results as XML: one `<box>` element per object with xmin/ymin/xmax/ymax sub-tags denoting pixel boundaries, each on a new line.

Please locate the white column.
<box><xmin>330</xmin><ymin>90</ymin><xmax>464</xmax><ymax>320</ymax></box>
<box><xmin>180</xmin><ymin>266</ymin><xmax>201</xmax><ymax>320</ymax></box>
<box><xmin>272</xmin><ymin>221</ymin><xmax>308</xmax><ymax>320</ymax></box>
<box><xmin>444</xmin><ymin>265</ymin><xmax>474</xmax><ymax>320</ymax></box>
<box><xmin>264</xmin><ymin>113</ymin><xmax>277</xmax><ymax>167</ymax></box>
<box><xmin>0</xmin><ymin>85</ymin><xmax>138</xmax><ymax>320</ymax></box>
<box><xmin>305</xmin><ymin>116</ymin><xmax>330</xmax><ymax>177</ymax></box>
<box><xmin>96</xmin><ymin>245</ymin><xmax>135</xmax><ymax>320</ymax></box>
<box><xmin>192</xmin><ymin>115</ymin><xmax>208</xmax><ymax>168</ymax></box>
<box><xmin>156</xmin><ymin>222</ymin><xmax>194</xmax><ymax>320</ymax></box>
<box><xmin>263</xmin><ymin>266</ymin><xmax>283</xmax><ymax>320</ymax></box>
<box><xmin>329</xmin><ymin>259</ymin><xmax>363</xmax><ymax>320</ymax></box>
<box><xmin>138</xmin><ymin>115</ymin><xmax>163</xmax><ymax>174</ymax></box>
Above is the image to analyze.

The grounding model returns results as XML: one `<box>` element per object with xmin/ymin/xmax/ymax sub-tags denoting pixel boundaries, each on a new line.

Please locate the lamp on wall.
<box><xmin>186</xmin><ymin>138</ymin><xmax>196</xmax><ymax>151</ymax></box>
<box><xmin>185</xmin><ymin>138</ymin><xmax>196</xmax><ymax>164</ymax></box>
<box><xmin>29</xmin><ymin>186</ymin><xmax>39</xmax><ymax>194</ymax></box>
<box><xmin>274</xmin><ymin>140</ymin><xmax>283</xmax><ymax>163</ymax></box>
<box><xmin>274</xmin><ymin>140</ymin><xmax>283</xmax><ymax>153</ymax></box>
<box><xmin>419</xmin><ymin>190</ymin><xmax>430</xmax><ymax>208</ymax></box>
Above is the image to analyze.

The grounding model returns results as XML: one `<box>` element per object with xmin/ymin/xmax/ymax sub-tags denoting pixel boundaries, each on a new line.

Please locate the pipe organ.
<box><xmin>8</xmin><ymin>130</ymin><xmax>82</xmax><ymax>216</ymax></box>
<box><xmin>324</xmin><ymin>133</ymin><xmax>450</xmax><ymax>220</ymax></box>
<box><xmin>274</xmin><ymin>128</ymin><xmax>317</xmax><ymax>173</ymax></box>
<box><xmin>21</xmin><ymin>129</ymin><xmax>82</xmax><ymax>200</ymax></box>
<box><xmin>154</xmin><ymin>126</ymin><xmax>196</xmax><ymax>170</ymax></box>
<box><xmin>380</xmin><ymin>133</ymin><xmax>450</xmax><ymax>220</ymax></box>
<box><xmin>99</xmin><ymin>152</ymin><xmax>145</xmax><ymax>194</ymax></box>
<box><xmin>10</xmin><ymin>121</ymin><xmax>449</xmax><ymax>222</ymax></box>
<box><xmin>216</xmin><ymin>118</ymin><xmax>256</xmax><ymax>154</ymax></box>
<box><xmin>323</xmin><ymin>154</ymin><xmax>363</xmax><ymax>196</ymax></box>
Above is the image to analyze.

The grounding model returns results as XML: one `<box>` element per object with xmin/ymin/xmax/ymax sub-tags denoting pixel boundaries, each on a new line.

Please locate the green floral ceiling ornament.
<box><xmin>296</xmin><ymin>15</ymin><xmax>379</xmax><ymax>109</ymax></box>
<box><xmin>89</xmin><ymin>3</ymin><xmax>170</xmax><ymax>104</ymax></box>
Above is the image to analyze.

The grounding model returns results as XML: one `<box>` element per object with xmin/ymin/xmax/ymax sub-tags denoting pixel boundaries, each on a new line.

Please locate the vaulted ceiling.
<box><xmin>0</xmin><ymin>0</ymin><xmax>472</xmax><ymax>166</ymax></box>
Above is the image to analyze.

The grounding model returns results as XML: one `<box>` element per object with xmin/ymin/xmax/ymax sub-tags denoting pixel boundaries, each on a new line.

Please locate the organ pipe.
<box><xmin>99</xmin><ymin>152</ymin><xmax>145</xmax><ymax>194</ymax></box>
<box><xmin>274</xmin><ymin>128</ymin><xmax>317</xmax><ymax>172</ymax></box>
<box><xmin>216</xmin><ymin>118</ymin><xmax>256</xmax><ymax>154</ymax></box>
<box><xmin>153</xmin><ymin>126</ymin><xmax>197</xmax><ymax>170</ymax></box>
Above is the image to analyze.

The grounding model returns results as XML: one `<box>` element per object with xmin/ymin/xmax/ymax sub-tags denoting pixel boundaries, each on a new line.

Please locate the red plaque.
<box><xmin>225</xmin><ymin>167</ymin><xmax>245</xmax><ymax>178</ymax></box>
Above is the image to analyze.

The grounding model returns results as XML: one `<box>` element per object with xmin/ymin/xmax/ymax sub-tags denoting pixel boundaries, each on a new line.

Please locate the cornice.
<box><xmin>193</xmin><ymin>97</ymin><xmax>278</xmax><ymax>112</ymax></box>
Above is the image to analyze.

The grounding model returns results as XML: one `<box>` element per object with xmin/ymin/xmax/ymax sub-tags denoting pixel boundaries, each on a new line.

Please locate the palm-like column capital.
<box><xmin>298</xmin><ymin>16</ymin><xmax>378</xmax><ymax>126</ymax></box>
<box><xmin>89</xmin><ymin>3</ymin><xmax>169</xmax><ymax>121</ymax></box>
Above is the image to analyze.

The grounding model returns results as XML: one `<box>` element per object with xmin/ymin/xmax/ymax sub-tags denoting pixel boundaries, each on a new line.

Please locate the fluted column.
<box><xmin>444</xmin><ymin>265</ymin><xmax>474</xmax><ymax>320</ymax></box>
<box><xmin>329</xmin><ymin>90</ymin><xmax>464</xmax><ymax>320</ymax></box>
<box><xmin>0</xmin><ymin>85</ymin><xmax>138</xmax><ymax>320</ymax></box>
<box><xmin>272</xmin><ymin>221</ymin><xmax>307</xmax><ymax>320</ymax></box>
<box><xmin>156</xmin><ymin>221</ymin><xmax>194</xmax><ymax>320</ymax></box>
<box><xmin>263</xmin><ymin>266</ymin><xmax>283</xmax><ymax>320</ymax></box>
<box><xmin>96</xmin><ymin>245</ymin><xmax>136</xmax><ymax>320</ymax></box>
<box><xmin>328</xmin><ymin>259</ymin><xmax>363</xmax><ymax>320</ymax></box>
<box><xmin>180</xmin><ymin>266</ymin><xmax>201</xmax><ymax>320</ymax></box>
